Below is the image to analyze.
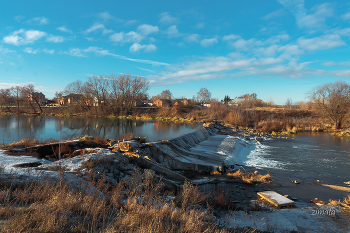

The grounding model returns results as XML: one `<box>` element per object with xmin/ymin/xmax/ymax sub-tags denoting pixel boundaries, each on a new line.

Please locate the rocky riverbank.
<box><xmin>0</xmin><ymin>122</ymin><xmax>349</xmax><ymax>232</ymax></box>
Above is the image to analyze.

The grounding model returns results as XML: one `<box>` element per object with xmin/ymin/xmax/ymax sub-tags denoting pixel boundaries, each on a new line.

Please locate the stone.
<box><xmin>258</xmin><ymin>191</ymin><xmax>295</xmax><ymax>207</ymax></box>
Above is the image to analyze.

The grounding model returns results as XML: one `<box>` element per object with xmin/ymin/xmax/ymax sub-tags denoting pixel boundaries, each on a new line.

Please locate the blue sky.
<box><xmin>1</xmin><ymin>0</ymin><xmax>350</xmax><ymax>104</ymax></box>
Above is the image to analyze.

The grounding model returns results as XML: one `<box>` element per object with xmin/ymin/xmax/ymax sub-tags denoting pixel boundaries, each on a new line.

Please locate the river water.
<box><xmin>0</xmin><ymin>115</ymin><xmax>200</xmax><ymax>144</ymax></box>
<box><xmin>1</xmin><ymin>115</ymin><xmax>349</xmax><ymax>201</ymax></box>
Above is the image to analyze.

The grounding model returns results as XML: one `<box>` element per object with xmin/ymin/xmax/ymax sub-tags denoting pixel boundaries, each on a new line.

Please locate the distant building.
<box><xmin>202</xmin><ymin>102</ymin><xmax>211</xmax><ymax>108</ymax></box>
<box><xmin>134</xmin><ymin>99</ymin><xmax>145</xmax><ymax>107</ymax></box>
<box><xmin>27</xmin><ymin>92</ymin><xmax>46</xmax><ymax>105</ymax></box>
<box><xmin>142</xmin><ymin>100</ymin><xmax>153</xmax><ymax>106</ymax></box>
<box><xmin>173</xmin><ymin>98</ymin><xmax>191</xmax><ymax>106</ymax></box>
<box><xmin>60</xmin><ymin>94</ymin><xmax>82</xmax><ymax>105</ymax></box>
<box><xmin>229</xmin><ymin>97</ymin><xmax>245</xmax><ymax>106</ymax></box>
<box><xmin>154</xmin><ymin>99</ymin><xmax>172</xmax><ymax>107</ymax></box>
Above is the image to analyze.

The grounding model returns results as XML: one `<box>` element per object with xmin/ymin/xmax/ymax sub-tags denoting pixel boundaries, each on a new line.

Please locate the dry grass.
<box><xmin>344</xmin><ymin>195</ymin><xmax>350</xmax><ymax>205</ymax></box>
<box><xmin>227</xmin><ymin>170</ymin><xmax>272</xmax><ymax>184</ymax></box>
<box><xmin>0</xmin><ymin>138</ymin><xmax>41</xmax><ymax>149</ymax></box>
<box><xmin>329</xmin><ymin>195</ymin><xmax>350</xmax><ymax>209</ymax></box>
<box><xmin>322</xmin><ymin>184</ymin><xmax>350</xmax><ymax>192</ymax></box>
<box><xmin>210</xmin><ymin>171</ymin><xmax>222</xmax><ymax>176</ymax></box>
<box><xmin>0</xmin><ymin>170</ymin><xmax>227</xmax><ymax>233</ymax></box>
<box><xmin>207</xmin><ymin>185</ymin><xmax>237</xmax><ymax>210</ymax></box>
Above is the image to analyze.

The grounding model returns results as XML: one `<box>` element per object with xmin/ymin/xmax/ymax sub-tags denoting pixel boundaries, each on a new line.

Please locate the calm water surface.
<box><xmin>249</xmin><ymin>132</ymin><xmax>350</xmax><ymax>185</ymax></box>
<box><xmin>0</xmin><ymin>115</ymin><xmax>200</xmax><ymax>143</ymax></box>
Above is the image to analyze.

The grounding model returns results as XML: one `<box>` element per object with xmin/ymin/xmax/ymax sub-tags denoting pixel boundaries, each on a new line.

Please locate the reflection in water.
<box><xmin>0</xmin><ymin>115</ymin><xmax>199</xmax><ymax>143</ymax></box>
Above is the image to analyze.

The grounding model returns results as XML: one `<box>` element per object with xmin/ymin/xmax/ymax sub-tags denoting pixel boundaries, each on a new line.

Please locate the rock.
<box><xmin>344</xmin><ymin>181</ymin><xmax>350</xmax><ymax>185</ymax></box>
<box><xmin>293</xmin><ymin>180</ymin><xmax>300</xmax><ymax>184</ymax></box>
<box><xmin>317</xmin><ymin>180</ymin><xmax>320</xmax><ymax>183</ymax></box>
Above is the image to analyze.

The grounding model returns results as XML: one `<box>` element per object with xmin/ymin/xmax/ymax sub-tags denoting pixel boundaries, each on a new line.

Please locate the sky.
<box><xmin>1</xmin><ymin>0</ymin><xmax>350</xmax><ymax>104</ymax></box>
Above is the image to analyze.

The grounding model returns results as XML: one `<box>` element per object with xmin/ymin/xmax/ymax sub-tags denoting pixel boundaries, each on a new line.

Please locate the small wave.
<box><xmin>246</xmin><ymin>145</ymin><xmax>283</xmax><ymax>169</ymax></box>
<box><xmin>225</xmin><ymin>139</ymin><xmax>285</xmax><ymax>169</ymax></box>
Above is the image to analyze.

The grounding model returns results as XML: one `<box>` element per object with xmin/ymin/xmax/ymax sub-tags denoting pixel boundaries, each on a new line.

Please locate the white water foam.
<box><xmin>245</xmin><ymin>144</ymin><xmax>283</xmax><ymax>169</ymax></box>
<box><xmin>223</xmin><ymin>137</ymin><xmax>284</xmax><ymax>169</ymax></box>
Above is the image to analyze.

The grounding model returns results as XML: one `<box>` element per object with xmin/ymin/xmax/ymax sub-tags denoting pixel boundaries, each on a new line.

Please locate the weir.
<box><xmin>139</xmin><ymin>123</ymin><xmax>230</xmax><ymax>172</ymax></box>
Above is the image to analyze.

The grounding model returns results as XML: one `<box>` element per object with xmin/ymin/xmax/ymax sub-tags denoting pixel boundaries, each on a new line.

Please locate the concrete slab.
<box><xmin>258</xmin><ymin>191</ymin><xmax>295</xmax><ymax>207</ymax></box>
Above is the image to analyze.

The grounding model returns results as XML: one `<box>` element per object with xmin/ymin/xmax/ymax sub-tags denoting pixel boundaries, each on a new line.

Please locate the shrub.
<box><xmin>227</xmin><ymin>170</ymin><xmax>272</xmax><ymax>184</ymax></box>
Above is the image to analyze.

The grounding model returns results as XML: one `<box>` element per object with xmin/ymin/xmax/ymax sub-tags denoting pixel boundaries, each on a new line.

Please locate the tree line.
<box><xmin>58</xmin><ymin>74</ymin><xmax>149</xmax><ymax>115</ymax></box>
<box><xmin>1</xmin><ymin>77</ymin><xmax>350</xmax><ymax>130</ymax></box>
<box><xmin>0</xmin><ymin>84</ymin><xmax>45</xmax><ymax>114</ymax></box>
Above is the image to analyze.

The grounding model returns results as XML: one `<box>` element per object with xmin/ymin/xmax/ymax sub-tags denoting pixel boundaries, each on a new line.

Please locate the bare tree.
<box><xmin>63</xmin><ymin>80</ymin><xmax>91</xmax><ymax>112</ymax></box>
<box><xmin>13</xmin><ymin>86</ymin><xmax>23</xmax><ymax>112</ymax></box>
<box><xmin>22</xmin><ymin>84</ymin><xmax>44</xmax><ymax>114</ymax></box>
<box><xmin>84</xmin><ymin>75</ymin><xmax>112</xmax><ymax>114</ymax></box>
<box><xmin>197</xmin><ymin>87</ymin><xmax>211</xmax><ymax>104</ymax></box>
<box><xmin>285</xmin><ymin>98</ymin><xmax>293</xmax><ymax>109</ymax></box>
<box><xmin>64</xmin><ymin>74</ymin><xmax>150</xmax><ymax>115</ymax></box>
<box><xmin>0</xmin><ymin>88</ymin><xmax>13</xmax><ymax>112</ymax></box>
<box><xmin>160</xmin><ymin>90</ymin><xmax>172</xmax><ymax>100</ymax></box>
<box><xmin>309</xmin><ymin>81</ymin><xmax>350</xmax><ymax>129</ymax></box>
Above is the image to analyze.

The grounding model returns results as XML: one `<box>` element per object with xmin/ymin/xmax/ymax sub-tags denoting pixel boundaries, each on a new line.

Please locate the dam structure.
<box><xmin>138</xmin><ymin>123</ymin><xmax>258</xmax><ymax>173</ymax></box>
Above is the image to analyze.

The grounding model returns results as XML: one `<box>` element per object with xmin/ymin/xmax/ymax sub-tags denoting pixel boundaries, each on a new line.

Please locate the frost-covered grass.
<box><xmin>0</xmin><ymin>170</ymin><xmax>228</xmax><ymax>233</ymax></box>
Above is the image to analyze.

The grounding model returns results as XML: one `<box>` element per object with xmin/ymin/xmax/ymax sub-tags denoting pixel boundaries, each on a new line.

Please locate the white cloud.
<box><xmin>3</xmin><ymin>29</ymin><xmax>47</xmax><ymax>45</ymax></box>
<box><xmin>110</xmin><ymin>31</ymin><xmax>143</xmax><ymax>43</ymax></box>
<box><xmin>43</xmin><ymin>49</ymin><xmax>55</xmax><ymax>55</ymax></box>
<box><xmin>298</xmin><ymin>34</ymin><xmax>345</xmax><ymax>51</ymax></box>
<box><xmin>323</xmin><ymin>61</ymin><xmax>350</xmax><ymax>67</ymax></box>
<box><xmin>232</xmin><ymin>38</ymin><xmax>257</xmax><ymax>50</ymax></box>
<box><xmin>46</xmin><ymin>35</ymin><xmax>64</xmax><ymax>43</ymax></box>
<box><xmin>63</xmin><ymin>46</ymin><xmax>167</xmax><ymax>66</ymax></box>
<box><xmin>277</xmin><ymin>1</ymin><xmax>333</xmax><ymax>30</ymax></box>
<box><xmin>298</xmin><ymin>3</ymin><xmax>333</xmax><ymax>29</ymax></box>
<box><xmin>129</xmin><ymin>43</ymin><xmax>145</xmax><ymax>52</ymax></box>
<box><xmin>165</xmin><ymin>25</ymin><xmax>179</xmax><ymax>37</ymax></box>
<box><xmin>159</xmin><ymin>12</ymin><xmax>178</xmax><ymax>24</ymax></box>
<box><xmin>57</xmin><ymin>26</ymin><xmax>72</xmax><ymax>33</ymax></box>
<box><xmin>342</xmin><ymin>12</ymin><xmax>350</xmax><ymax>21</ymax></box>
<box><xmin>15</xmin><ymin>15</ymin><xmax>24</xmax><ymax>22</ymax></box>
<box><xmin>23</xmin><ymin>47</ymin><xmax>39</xmax><ymax>54</ymax></box>
<box><xmin>200</xmin><ymin>38</ymin><xmax>218</xmax><ymax>47</ymax></box>
<box><xmin>130</xmin><ymin>43</ymin><xmax>157</xmax><ymax>53</ymax></box>
<box><xmin>144</xmin><ymin>44</ymin><xmax>157</xmax><ymax>52</ymax></box>
<box><xmin>97</xmin><ymin>12</ymin><xmax>115</xmax><ymax>21</ymax></box>
<box><xmin>278</xmin><ymin>44</ymin><xmax>303</xmax><ymax>56</ymax></box>
<box><xmin>0</xmin><ymin>46</ymin><xmax>15</xmax><ymax>53</ymax></box>
<box><xmin>223</xmin><ymin>34</ymin><xmax>241</xmax><ymax>41</ymax></box>
<box><xmin>196</xmin><ymin>23</ymin><xmax>205</xmax><ymax>29</ymax></box>
<box><xmin>137</xmin><ymin>24</ymin><xmax>159</xmax><ymax>35</ymax></box>
<box><xmin>263</xmin><ymin>9</ymin><xmax>286</xmax><ymax>20</ymax></box>
<box><xmin>185</xmin><ymin>34</ymin><xmax>200</xmax><ymax>43</ymax></box>
<box><xmin>147</xmin><ymin>54</ymin><xmax>313</xmax><ymax>85</ymax></box>
<box><xmin>28</xmin><ymin>16</ymin><xmax>49</xmax><ymax>25</ymax></box>
<box><xmin>85</xmin><ymin>23</ymin><xmax>113</xmax><ymax>35</ymax></box>
<box><xmin>64</xmin><ymin>48</ymin><xmax>86</xmax><ymax>57</ymax></box>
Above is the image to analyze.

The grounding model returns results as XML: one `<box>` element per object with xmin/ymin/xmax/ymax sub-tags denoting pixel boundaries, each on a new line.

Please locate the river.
<box><xmin>1</xmin><ymin>115</ymin><xmax>349</xmax><ymax>201</ymax></box>
<box><xmin>0</xmin><ymin>115</ymin><xmax>200</xmax><ymax>144</ymax></box>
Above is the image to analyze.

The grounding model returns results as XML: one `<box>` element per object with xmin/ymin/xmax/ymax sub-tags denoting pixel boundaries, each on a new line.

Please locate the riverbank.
<box><xmin>0</xmin><ymin>122</ymin><xmax>349</xmax><ymax>232</ymax></box>
<box><xmin>2</xmin><ymin>105</ymin><xmax>347</xmax><ymax>137</ymax></box>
